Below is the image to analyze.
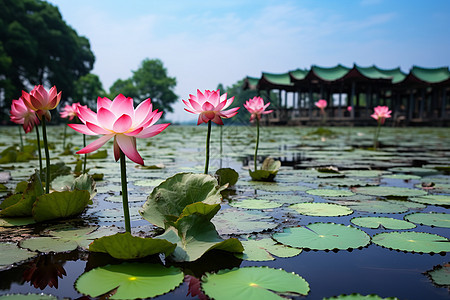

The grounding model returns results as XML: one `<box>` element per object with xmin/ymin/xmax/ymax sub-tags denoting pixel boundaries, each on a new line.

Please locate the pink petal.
<box><xmin>134</xmin><ymin>123</ymin><xmax>170</xmax><ymax>138</ymax></box>
<box><xmin>68</xmin><ymin>123</ymin><xmax>97</xmax><ymax>135</ymax></box>
<box><xmin>77</xmin><ymin>106</ymin><xmax>97</xmax><ymax>124</ymax></box>
<box><xmin>113</xmin><ymin>114</ymin><xmax>132</xmax><ymax>133</ymax></box>
<box><xmin>97</xmin><ymin>97</ymin><xmax>112</xmax><ymax>111</ymax></box>
<box><xmin>86</xmin><ymin>121</ymin><xmax>111</xmax><ymax>135</ymax></box>
<box><xmin>202</xmin><ymin>102</ymin><xmax>215</xmax><ymax>112</ymax></box>
<box><xmin>115</xmin><ymin>134</ymin><xmax>144</xmax><ymax>165</ymax></box>
<box><xmin>124</xmin><ymin>127</ymin><xmax>144</xmax><ymax>136</ymax></box>
<box><xmin>189</xmin><ymin>99</ymin><xmax>203</xmax><ymax>112</ymax></box>
<box><xmin>111</xmin><ymin>94</ymin><xmax>134</xmax><ymax>118</ymax></box>
<box><xmin>220</xmin><ymin>107</ymin><xmax>240</xmax><ymax>118</ymax></box>
<box><xmin>113</xmin><ymin>136</ymin><xmax>120</xmax><ymax>161</ymax></box>
<box><xmin>211</xmin><ymin>114</ymin><xmax>224</xmax><ymax>125</ymax></box>
<box><xmin>97</xmin><ymin>107</ymin><xmax>116</xmax><ymax>130</ymax></box>
<box><xmin>134</xmin><ymin>99</ymin><xmax>152</xmax><ymax>125</ymax></box>
<box><xmin>77</xmin><ymin>134</ymin><xmax>114</xmax><ymax>154</ymax></box>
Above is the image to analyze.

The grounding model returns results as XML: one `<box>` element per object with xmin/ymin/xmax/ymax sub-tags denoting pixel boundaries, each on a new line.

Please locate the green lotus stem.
<box><xmin>254</xmin><ymin>118</ymin><xmax>260</xmax><ymax>171</ymax></box>
<box><xmin>35</xmin><ymin>125</ymin><xmax>43</xmax><ymax>177</ymax></box>
<box><xmin>41</xmin><ymin>118</ymin><xmax>50</xmax><ymax>194</ymax></box>
<box><xmin>204</xmin><ymin>120</ymin><xmax>212</xmax><ymax>174</ymax></box>
<box><xmin>219</xmin><ymin>125</ymin><xmax>223</xmax><ymax>169</ymax></box>
<box><xmin>83</xmin><ymin>134</ymin><xmax>87</xmax><ymax>173</ymax></box>
<box><xmin>373</xmin><ymin>122</ymin><xmax>381</xmax><ymax>150</ymax></box>
<box><xmin>62</xmin><ymin>123</ymin><xmax>67</xmax><ymax>150</ymax></box>
<box><xmin>18</xmin><ymin>126</ymin><xmax>24</xmax><ymax>152</ymax></box>
<box><xmin>120</xmin><ymin>150</ymin><xmax>131</xmax><ymax>233</ymax></box>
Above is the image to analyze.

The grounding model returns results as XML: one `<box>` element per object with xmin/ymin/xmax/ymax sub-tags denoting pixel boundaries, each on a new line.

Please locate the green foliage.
<box><xmin>215</xmin><ymin>167</ymin><xmax>239</xmax><ymax>187</ymax></box>
<box><xmin>249</xmin><ymin>157</ymin><xmax>281</xmax><ymax>181</ymax></box>
<box><xmin>109</xmin><ymin>58</ymin><xmax>177</xmax><ymax>113</ymax></box>
<box><xmin>72</xmin><ymin>73</ymin><xmax>106</xmax><ymax>108</ymax></box>
<box><xmin>32</xmin><ymin>190</ymin><xmax>90</xmax><ymax>222</ymax></box>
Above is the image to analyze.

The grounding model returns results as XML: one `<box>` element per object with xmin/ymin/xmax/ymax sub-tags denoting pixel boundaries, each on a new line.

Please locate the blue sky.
<box><xmin>46</xmin><ymin>0</ymin><xmax>450</xmax><ymax>122</ymax></box>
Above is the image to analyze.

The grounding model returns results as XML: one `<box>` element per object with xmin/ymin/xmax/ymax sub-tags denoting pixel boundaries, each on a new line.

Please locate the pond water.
<box><xmin>0</xmin><ymin>125</ymin><xmax>449</xmax><ymax>299</ymax></box>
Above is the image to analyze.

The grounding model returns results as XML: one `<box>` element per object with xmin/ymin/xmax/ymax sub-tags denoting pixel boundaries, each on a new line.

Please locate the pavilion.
<box><xmin>243</xmin><ymin>64</ymin><xmax>450</xmax><ymax>126</ymax></box>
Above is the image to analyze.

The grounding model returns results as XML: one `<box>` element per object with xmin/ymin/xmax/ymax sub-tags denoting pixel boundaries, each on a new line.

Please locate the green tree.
<box><xmin>0</xmin><ymin>0</ymin><xmax>95</xmax><ymax>120</ymax></box>
<box><xmin>109</xmin><ymin>58</ymin><xmax>177</xmax><ymax>113</ymax></box>
<box><xmin>72</xmin><ymin>73</ymin><xmax>106</xmax><ymax>108</ymax></box>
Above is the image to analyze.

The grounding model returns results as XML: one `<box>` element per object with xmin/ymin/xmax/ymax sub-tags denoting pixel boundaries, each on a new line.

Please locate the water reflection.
<box><xmin>23</xmin><ymin>254</ymin><xmax>67</xmax><ymax>289</ymax></box>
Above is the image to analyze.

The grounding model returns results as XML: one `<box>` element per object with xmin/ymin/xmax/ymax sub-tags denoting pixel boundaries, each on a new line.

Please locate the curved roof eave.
<box><xmin>305</xmin><ymin>64</ymin><xmax>351</xmax><ymax>82</ymax></box>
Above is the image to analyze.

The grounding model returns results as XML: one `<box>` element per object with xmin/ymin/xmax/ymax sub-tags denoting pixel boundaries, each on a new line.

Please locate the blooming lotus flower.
<box><xmin>22</xmin><ymin>85</ymin><xmax>62</xmax><ymax>121</ymax></box>
<box><xmin>60</xmin><ymin>103</ymin><xmax>83</xmax><ymax>120</ymax></box>
<box><xmin>183</xmin><ymin>89</ymin><xmax>239</xmax><ymax>125</ymax></box>
<box><xmin>10</xmin><ymin>97</ymin><xmax>39</xmax><ymax>133</ymax></box>
<box><xmin>68</xmin><ymin>94</ymin><xmax>169</xmax><ymax>165</ymax></box>
<box><xmin>371</xmin><ymin>106</ymin><xmax>392</xmax><ymax>125</ymax></box>
<box><xmin>347</xmin><ymin>106</ymin><xmax>353</xmax><ymax>112</ymax></box>
<box><xmin>315</xmin><ymin>99</ymin><xmax>327</xmax><ymax>111</ymax></box>
<box><xmin>243</xmin><ymin>96</ymin><xmax>273</xmax><ymax>122</ymax></box>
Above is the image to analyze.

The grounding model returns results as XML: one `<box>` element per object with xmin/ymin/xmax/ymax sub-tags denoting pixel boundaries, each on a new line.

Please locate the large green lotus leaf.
<box><xmin>0</xmin><ymin>217</ymin><xmax>36</xmax><ymax>227</ymax></box>
<box><xmin>0</xmin><ymin>294</ymin><xmax>58</xmax><ymax>300</ymax></box>
<box><xmin>202</xmin><ymin>266</ymin><xmax>310</xmax><ymax>300</ymax></box>
<box><xmin>19</xmin><ymin>236</ymin><xmax>79</xmax><ymax>253</ymax></box>
<box><xmin>215</xmin><ymin>168</ymin><xmax>239</xmax><ymax>187</ymax></box>
<box><xmin>134</xmin><ymin>178</ymin><xmax>164</xmax><ymax>187</ymax></box>
<box><xmin>404</xmin><ymin>212</ymin><xmax>450</xmax><ymax>228</ymax></box>
<box><xmin>51</xmin><ymin>174</ymin><xmax>76</xmax><ymax>191</ymax></box>
<box><xmin>0</xmin><ymin>173</ymin><xmax>43</xmax><ymax>217</ymax></box>
<box><xmin>408</xmin><ymin>195</ymin><xmax>450</xmax><ymax>206</ymax></box>
<box><xmin>32</xmin><ymin>190</ymin><xmax>90</xmax><ymax>222</ymax></box>
<box><xmin>345</xmin><ymin>200</ymin><xmax>409</xmax><ymax>214</ymax></box>
<box><xmin>0</xmin><ymin>242</ymin><xmax>37</xmax><ymax>270</ymax></box>
<box><xmin>75</xmin><ymin>263</ymin><xmax>183</xmax><ymax>299</ymax></box>
<box><xmin>324</xmin><ymin>293</ymin><xmax>399</xmax><ymax>299</ymax></box>
<box><xmin>273</xmin><ymin>223</ymin><xmax>370</xmax><ymax>251</ymax></box>
<box><xmin>354</xmin><ymin>186</ymin><xmax>427</xmax><ymax>198</ymax></box>
<box><xmin>351</xmin><ymin>217</ymin><xmax>416</xmax><ymax>230</ymax></box>
<box><xmin>372</xmin><ymin>231</ymin><xmax>450</xmax><ymax>253</ymax></box>
<box><xmin>87</xmin><ymin>149</ymin><xmax>108</xmax><ymax>159</ymax></box>
<box><xmin>306</xmin><ymin>189</ymin><xmax>355</xmax><ymax>197</ymax></box>
<box><xmin>89</xmin><ymin>232</ymin><xmax>176</xmax><ymax>259</ymax></box>
<box><xmin>0</xmin><ymin>194</ymin><xmax>22</xmax><ymax>210</ymax></box>
<box><xmin>140</xmin><ymin>173</ymin><xmax>223</xmax><ymax>228</ymax></box>
<box><xmin>158</xmin><ymin>213</ymin><xmax>243</xmax><ymax>262</ymax></box>
<box><xmin>249</xmin><ymin>157</ymin><xmax>281</xmax><ymax>182</ymax></box>
<box><xmin>48</xmin><ymin>225</ymin><xmax>118</xmax><ymax>249</ymax></box>
<box><xmin>289</xmin><ymin>202</ymin><xmax>353</xmax><ymax>217</ymax></box>
<box><xmin>387</xmin><ymin>199</ymin><xmax>426</xmax><ymax>210</ymax></box>
<box><xmin>229</xmin><ymin>199</ymin><xmax>283</xmax><ymax>209</ymax></box>
<box><xmin>72</xmin><ymin>173</ymin><xmax>97</xmax><ymax>201</ymax></box>
<box><xmin>212</xmin><ymin>208</ymin><xmax>277</xmax><ymax>235</ymax></box>
<box><xmin>236</xmin><ymin>238</ymin><xmax>302</xmax><ymax>261</ymax></box>
<box><xmin>260</xmin><ymin>194</ymin><xmax>314</xmax><ymax>204</ymax></box>
<box><xmin>425</xmin><ymin>263</ymin><xmax>450</xmax><ymax>286</ymax></box>
<box><xmin>178</xmin><ymin>202</ymin><xmax>221</xmax><ymax>222</ymax></box>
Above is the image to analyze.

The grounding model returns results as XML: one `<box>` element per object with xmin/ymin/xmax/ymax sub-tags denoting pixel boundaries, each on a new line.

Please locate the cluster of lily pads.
<box><xmin>0</xmin><ymin>87</ymin><xmax>449</xmax><ymax>299</ymax></box>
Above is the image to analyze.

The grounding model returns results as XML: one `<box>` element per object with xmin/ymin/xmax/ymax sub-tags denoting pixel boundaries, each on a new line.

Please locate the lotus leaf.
<box><xmin>354</xmin><ymin>186</ymin><xmax>427</xmax><ymax>198</ymax></box>
<box><xmin>408</xmin><ymin>195</ymin><xmax>450</xmax><ymax>206</ymax></box>
<box><xmin>372</xmin><ymin>231</ymin><xmax>450</xmax><ymax>253</ymax></box>
<box><xmin>290</xmin><ymin>202</ymin><xmax>353</xmax><ymax>217</ymax></box>
<box><xmin>404</xmin><ymin>212</ymin><xmax>450</xmax><ymax>228</ymax></box>
<box><xmin>140</xmin><ymin>173</ymin><xmax>223</xmax><ymax>228</ymax></box>
<box><xmin>306</xmin><ymin>189</ymin><xmax>355</xmax><ymax>197</ymax></box>
<box><xmin>273</xmin><ymin>223</ymin><xmax>370</xmax><ymax>250</ymax></box>
<box><xmin>249</xmin><ymin>157</ymin><xmax>281</xmax><ymax>182</ymax></box>
<box><xmin>236</xmin><ymin>238</ymin><xmax>301</xmax><ymax>261</ymax></box>
<box><xmin>215</xmin><ymin>167</ymin><xmax>239</xmax><ymax>186</ymax></box>
<box><xmin>89</xmin><ymin>232</ymin><xmax>176</xmax><ymax>259</ymax></box>
<box><xmin>0</xmin><ymin>242</ymin><xmax>37</xmax><ymax>270</ymax></box>
<box><xmin>75</xmin><ymin>263</ymin><xmax>183</xmax><ymax>299</ymax></box>
<box><xmin>0</xmin><ymin>294</ymin><xmax>58</xmax><ymax>300</ymax></box>
<box><xmin>201</xmin><ymin>266</ymin><xmax>310</xmax><ymax>299</ymax></box>
<box><xmin>0</xmin><ymin>217</ymin><xmax>36</xmax><ymax>227</ymax></box>
<box><xmin>324</xmin><ymin>293</ymin><xmax>399</xmax><ymax>300</ymax></box>
<box><xmin>32</xmin><ymin>190</ymin><xmax>90</xmax><ymax>222</ymax></box>
<box><xmin>351</xmin><ymin>217</ymin><xmax>416</xmax><ymax>229</ymax></box>
<box><xmin>229</xmin><ymin>199</ymin><xmax>283</xmax><ymax>209</ymax></box>
<box><xmin>425</xmin><ymin>263</ymin><xmax>450</xmax><ymax>286</ymax></box>
<box><xmin>212</xmin><ymin>208</ymin><xmax>277</xmax><ymax>235</ymax></box>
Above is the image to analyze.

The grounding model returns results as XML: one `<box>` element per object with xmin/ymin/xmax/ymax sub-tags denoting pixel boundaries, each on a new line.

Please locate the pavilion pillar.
<box><xmin>419</xmin><ymin>88</ymin><xmax>425</xmax><ymax>120</ymax></box>
<box><xmin>350</xmin><ymin>81</ymin><xmax>355</xmax><ymax>119</ymax></box>
<box><xmin>441</xmin><ymin>88</ymin><xmax>447</xmax><ymax>119</ymax></box>
<box><xmin>408</xmin><ymin>90</ymin><xmax>414</xmax><ymax>121</ymax></box>
<box><xmin>308</xmin><ymin>86</ymin><xmax>313</xmax><ymax>120</ymax></box>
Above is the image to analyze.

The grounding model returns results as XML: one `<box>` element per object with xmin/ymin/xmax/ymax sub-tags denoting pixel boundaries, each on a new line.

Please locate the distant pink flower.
<box><xmin>183</xmin><ymin>89</ymin><xmax>239</xmax><ymax>125</ymax></box>
<box><xmin>347</xmin><ymin>106</ymin><xmax>353</xmax><ymax>112</ymax></box>
<box><xmin>10</xmin><ymin>97</ymin><xmax>40</xmax><ymax>133</ymax></box>
<box><xmin>315</xmin><ymin>99</ymin><xmax>327</xmax><ymax>112</ymax></box>
<box><xmin>371</xmin><ymin>106</ymin><xmax>392</xmax><ymax>125</ymax></box>
<box><xmin>68</xmin><ymin>94</ymin><xmax>170</xmax><ymax>165</ymax></box>
<box><xmin>243</xmin><ymin>96</ymin><xmax>273</xmax><ymax>122</ymax></box>
<box><xmin>60</xmin><ymin>103</ymin><xmax>83</xmax><ymax>120</ymax></box>
<box><xmin>22</xmin><ymin>85</ymin><xmax>62</xmax><ymax>121</ymax></box>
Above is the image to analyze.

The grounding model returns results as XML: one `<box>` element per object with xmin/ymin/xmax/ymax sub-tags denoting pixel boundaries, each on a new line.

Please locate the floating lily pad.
<box><xmin>89</xmin><ymin>232</ymin><xmax>176</xmax><ymax>259</ymax></box>
<box><xmin>306</xmin><ymin>189</ymin><xmax>355</xmax><ymax>197</ymax></box>
<box><xmin>388</xmin><ymin>167</ymin><xmax>439</xmax><ymax>176</ymax></box>
<box><xmin>0</xmin><ymin>294</ymin><xmax>58</xmax><ymax>300</ymax></box>
<box><xmin>408</xmin><ymin>195</ymin><xmax>450</xmax><ymax>206</ymax></box>
<box><xmin>342</xmin><ymin>170</ymin><xmax>389</xmax><ymax>177</ymax></box>
<box><xmin>260</xmin><ymin>194</ymin><xmax>313</xmax><ymax>205</ymax></box>
<box><xmin>290</xmin><ymin>203</ymin><xmax>353</xmax><ymax>217</ymax></box>
<box><xmin>201</xmin><ymin>266</ymin><xmax>310</xmax><ymax>299</ymax></box>
<box><xmin>75</xmin><ymin>263</ymin><xmax>183</xmax><ymax>299</ymax></box>
<box><xmin>383</xmin><ymin>174</ymin><xmax>421</xmax><ymax>180</ymax></box>
<box><xmin>324</xmin><ymin>293</ymin><xmax>399</xmax><ymax>299</ymax></box>
<box><xmin>0</xmin><ymin>242</ymin><xmax>37</xmax><ymax>270</ymax></box>
<box><xmin>0</xmin><ymin>217</ymin><xmax>36</xmax><ymax>227</ymax></box>
<box><xmin>354</xmin><ymin>186</ymin><xmax>427</xmax><ymax>198</ymax></box>
<box><xmin>273</xmin><ymin>223</ymin><xmax>370</xmax><ymax>251</ymax></box>
<box><xmin>236</xmin><ymin>238</ymin><xmax>301</xmax><ymax>261</ymax></box>
<box><xmin>372</xmin><ymin>231</ymin><xmax>450</xmax><ymax>254</ymax></box>
<box><xmin>351</xmin><ymin>217</ymin><xmax>416</xmax><ymax>230</ymax></box>
<box><xmin>404</xmin><ymin>212</ymin><xmax>450</xmax><ymax>228</ymax></box>
<box><xmin>229</xmin><ymin>199</ymin><xmax>282</xmax><ymax>209</ymax></box>
<box><xmin>133</xmin><ymin>179</ymin><xmax>164</xmax><ymax>187</ymax></box>
<box><xmin>425</xmin><ymin>263</ymin><xmax>450</xmax><ymax>286</ymax></box>
<box><xmin>212</xmin><ymin>209</ymin><xmax>277</xmax><ymax>235</ymax></box>
<box><xmin>345</xmin><ymin>200</ymin><xmax>409</xmax><ymax>214</ymax></box>
<box><xmin>254</xmin><ymin>184</ymin><xmax>309</xmax><ymax>192</ymax></box>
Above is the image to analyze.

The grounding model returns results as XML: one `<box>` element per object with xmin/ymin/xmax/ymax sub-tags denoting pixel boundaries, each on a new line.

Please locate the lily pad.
<box><xmin>345</xmin><ymin>200</ymin><xmax>410</xmax><ymax>214</ymax></box>
<box><xmin>89</xmin><ymin>232</ymin><xmax>176</xmax><ymax>259</ymax></box>
<box><xmin>75</xmin><ymin>263</ymin><xmax>183</xmax><ymax>299</ymax></box>
<box><xmin>351</xmin><ymin>217</ymin><xmax>416</xmax><ymax>230</ymax></box>
<box><xmin>0</xmin><ymin>294</ymin><xmax>58</xmax><ymax>300</ymax></box>
<box><xmin>353</xmin><ymin>186</ymin><xmax>427</xmax><ymax>198</ymax></box>
<box><xmin>408</xmin><ymin>195</ymin><xmax>450</xmax><ymax>206</ymax></box>
<box><xmin>201</xmin><ymin>266</ymin><xmax>310</xmax><ymax>299</ymax></box>
<box><xmin>404</xmin><ymin>212</ymin><xmax>450</xmax><ymax>228</ymax></box>
<box><xmin>212</xmin><ymin>209</ymin><xmax>277</xmax><ymax>235</ymax></box>
<box><xmin>324</xmin><ymin>293</ymin><xmax>399</xmax><ymax>299</ymax></box>
<box><xmin>306</xmin><ymin>189</ymin><xmax>355</xmax><ymax>197</ymax></box>
<box><xmin>425</xmin><ymin>263</ymin><xmax>450</xmax><ymax>286</ymax></box>
<box><xmin>229</xmin><ymin>199</ymin><xmax>283</xmax><ymax>210</ymax></box>
<box><xmin>0</xmin><ymin>217</ymin><xmax>36</xmax><ymax>227</ymax></box>
<box><xmin>215</xmin><ymin>168</ymin><xmax>239</xmax><ymax>187</ymax></box>
<box><xmin>0</xmin><ymin>242</ymin><xmax>37</xmax><ymax>270</ymax></box>
<box><xmin>236</xmin><ymin>238</ymin><xmax>302</xmax><ymax>261</ymax></box>
<box><xmin>372</xmin><ymin>231</ymin><xmax>450</xmax><ymax>254</ymax></box>
<box><xmin>290</xmin><ymin>202</ymin><xmax>353</xmax><ymax>217</ymax></box>
<box><xmin>273</xmin><ymin>223</ymin><xmax>370</xmax><ymax>251</ymax></box>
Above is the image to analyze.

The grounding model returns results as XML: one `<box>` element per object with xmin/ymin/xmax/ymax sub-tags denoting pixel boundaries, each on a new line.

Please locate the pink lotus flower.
<box><xmin>10</xmin><ymin>97</ymin><xmax>40</xmax><ymax>133</ymax></box>
<box><xmin>183</xmin><ymin>89</ymin><xmax>239</xmax><ymax>125</ymax></box>
<box><xmin>371</xmin><ymin>106</ymin><xmax>392</xmax><ymax>125</ymax></box>
<box><xmin>243</xmin><ymin>96</ymin><xmax>273</xmax><ymax>122</ymax></box>
<box><xmin>60</xmin><ymin>103</ymin><xmax>84</xmax><ymax>120</ymax></box>
<box><xmin>315</xmin><ymin>99</ymin><xmax>327</xmax><ymax>111</ymax></box>
<box><xmin>22</xmin><ymin>85</ymin><xmax>62</xmax><ymax>121</ymax></box>
<box><xmin>347</xmin><ymin>106</ymin><xmax>353</xmax><ymax>112</ymax></box>
<box><xmin>68</xmin><ymin>94</ymin><xmax>169</xmax><ymax>165</ymax></box>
